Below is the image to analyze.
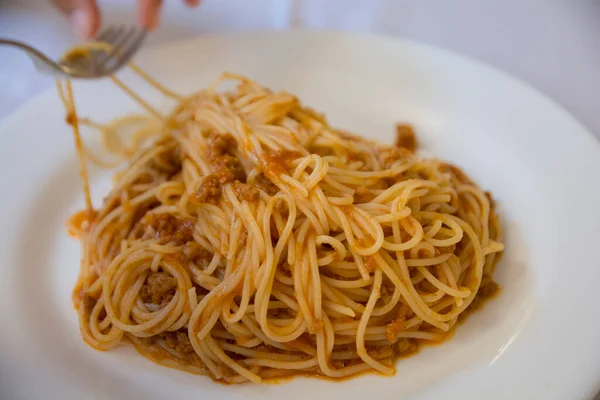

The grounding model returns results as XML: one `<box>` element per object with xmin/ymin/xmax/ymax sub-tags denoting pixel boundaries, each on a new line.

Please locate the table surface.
<box><xmin>1</xmin><ymin>0</ymin><xmax>599</xmax><ymax>138</ymax></box>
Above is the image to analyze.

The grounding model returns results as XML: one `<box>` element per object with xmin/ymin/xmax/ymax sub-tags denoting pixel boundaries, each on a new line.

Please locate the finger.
<box><xmin>50</xmin><ymin>0</ymin><xmax>101</xmax><ymax>39</ymax></box>
<box><xmin>137</xmin><ymin>0</ymin><xmax>163</xmax><ymax>31</ymax></box>
<box><xmin>184</xmin><ymin>0</ymin><xmax>201</xmax><ymax>6</ymax></box>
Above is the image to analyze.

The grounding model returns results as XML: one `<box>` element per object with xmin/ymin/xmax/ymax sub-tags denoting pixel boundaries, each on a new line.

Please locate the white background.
<box><xmin>1</xmin><ymin>0</ymin><xmax>599</xmax><ymax>138</ymax></box>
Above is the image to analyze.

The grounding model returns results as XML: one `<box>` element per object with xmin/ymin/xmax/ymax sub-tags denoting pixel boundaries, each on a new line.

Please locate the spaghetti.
<box><xmin>59</xmin><ymin>58</ymin><xmax>504</xmax><ymax>384</ymax></box>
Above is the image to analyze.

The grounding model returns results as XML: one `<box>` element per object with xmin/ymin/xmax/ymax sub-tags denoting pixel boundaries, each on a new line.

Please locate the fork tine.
<box><xmin>109</xmin><ymin>26</ymin><xmax>137</xmax><ymax>54</ymax></box>
<box><xmin>87</xmin><ymin>26</ymin><xmax>117</xmax><ymax>72</ymax></box>
<box><xmin>95</xmin><ymin>25</ymin><xmax>122</xmax><ymax>44</ymax></box>
<box><xmin>104</xmin><ymin>29</ymin><xmax>147</xmax><ymax>73</ymax></box>
<box><xmin>92</xmin><ymin>25</ymin><xmax>124</xmax><ymax>66</ymax></box>
<box><xmin>93</xmin><ymin>25</ymin><xmax>133</xmax><ymax>71</ymax></box>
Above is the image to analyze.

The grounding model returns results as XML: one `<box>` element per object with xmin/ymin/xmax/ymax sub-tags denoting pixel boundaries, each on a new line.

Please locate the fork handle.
<box><xmin>0</xmin><ymin>38</ymin><xmax>65</xmax><ymax>76</ymax></box>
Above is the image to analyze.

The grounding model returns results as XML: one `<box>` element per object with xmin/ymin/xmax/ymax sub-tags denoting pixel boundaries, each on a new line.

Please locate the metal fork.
<box><xmin>0</xmin><ymin>25</ymin><xmax>146</xmax><ymax>79</ymax></box>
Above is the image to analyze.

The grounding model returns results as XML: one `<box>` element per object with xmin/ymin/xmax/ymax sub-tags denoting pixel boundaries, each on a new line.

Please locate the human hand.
<box><xmin>50</xmin><ymin>0</ymin><xmax>200</xmax><ymax>39</ymax></box>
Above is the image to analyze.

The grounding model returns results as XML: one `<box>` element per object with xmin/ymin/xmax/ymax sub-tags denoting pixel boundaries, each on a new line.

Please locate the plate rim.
<box><xmin>1</xmin><ymin>29</ymin><xmax>598</xmax><ymax>148</ymax></box>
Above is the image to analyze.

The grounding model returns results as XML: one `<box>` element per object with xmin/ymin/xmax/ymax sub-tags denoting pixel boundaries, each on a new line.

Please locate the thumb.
<box><xmin>51</xmin><ymin>0</ymin><xmax>101</xmax><ymax>39</ymax></box>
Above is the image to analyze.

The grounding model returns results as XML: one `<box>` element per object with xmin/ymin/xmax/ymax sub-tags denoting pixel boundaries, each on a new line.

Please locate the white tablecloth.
<box><xmin>1</xmin><ymin>0</ymin><xmax>599</xmax><ymax>137</ymax></box>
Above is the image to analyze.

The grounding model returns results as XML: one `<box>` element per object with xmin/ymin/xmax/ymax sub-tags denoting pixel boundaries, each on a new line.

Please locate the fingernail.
<box><xmin>70</xmin><ymin>9</ymin><xmax>92</xmax><ymax>39</ymax></box>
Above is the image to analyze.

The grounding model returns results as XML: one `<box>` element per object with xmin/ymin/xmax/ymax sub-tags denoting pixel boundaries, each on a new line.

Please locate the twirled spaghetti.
<box><xmin>60</xmin><ymin>57</ymin><xmax>503</xmax><ymax>383</ymax></box>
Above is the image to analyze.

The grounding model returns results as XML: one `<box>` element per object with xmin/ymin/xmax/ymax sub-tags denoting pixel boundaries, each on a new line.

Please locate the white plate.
<box><xmin>1</xmin><ymin>31</ymin><xmax>599</xmax><ymax>400</ymax></box>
